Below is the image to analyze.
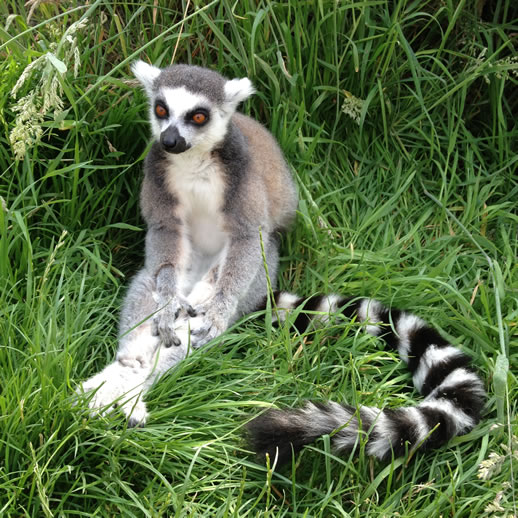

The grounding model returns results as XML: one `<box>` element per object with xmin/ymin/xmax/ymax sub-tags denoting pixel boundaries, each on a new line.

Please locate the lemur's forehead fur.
<box><xmin>155</xmin><ymin>65</ymin><xmax>227</xmax><ymax>104</ymax></box>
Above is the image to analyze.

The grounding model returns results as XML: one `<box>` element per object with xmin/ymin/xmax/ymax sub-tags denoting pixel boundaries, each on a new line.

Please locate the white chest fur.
<box><xmin>165</xmin><ymin>151</ymin><xmax>228</xmax><ymax>256</ymax></box>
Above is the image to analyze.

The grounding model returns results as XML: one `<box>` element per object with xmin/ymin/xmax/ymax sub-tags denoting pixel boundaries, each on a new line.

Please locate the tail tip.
<box><xmin>245</xmin><ymin>409</ymin><xmax>304</xmax><ymax>467</ymax></box>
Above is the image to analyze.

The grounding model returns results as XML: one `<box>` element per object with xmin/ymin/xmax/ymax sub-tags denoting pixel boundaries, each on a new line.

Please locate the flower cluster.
<box><xmin>478</xmin><ymin>434</ymin><xmax>518</xmax><ymax>481</ymax></box>
<box><xmin>341</xmin><ymin>90</ymin><xmax>365</xmax><ymax>126</ymax></box>
<box><xmin>483</xmin><ymin>482</ymin><xmax>513</xmax><ymax>514</ymax></box>
<box><xmin>9</xmin><ymin>18</ymin><xmax>88</xmax><ymax>160</ymax></box>
<box><xmin>473</xmin><ymin>47</ymin><xmax>518</xmax><ymax>85</ymax></box>
<box><xmin>9</xmin><ymin>91</ymin><xmax>45</xmax><ymax>161</ymax></box>
<box><xmin>478</xmin><ymin>434</ymin><xmax>517</xmax><ymax>517</ymax></box>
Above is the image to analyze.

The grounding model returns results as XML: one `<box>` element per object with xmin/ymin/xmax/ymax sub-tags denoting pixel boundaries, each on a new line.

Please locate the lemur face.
<box><xmin>132</xmin><ymin>61</ymin><xmax>255</xmax><ymax>155</ymax></box>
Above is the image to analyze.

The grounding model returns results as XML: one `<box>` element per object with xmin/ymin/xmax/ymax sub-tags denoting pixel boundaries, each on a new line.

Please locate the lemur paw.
<box><xmin>126</xmin><ymin>403</ymin><xmax>150</xmax><ymax>428</ymax></box>
<box><xmin>79</xmin><ymin>361</ymin><xmax>149</xmax><ymax>425</ymax></box>
<box><xmin>188</xmin><ymin>310</ymin><xmax>227</xmax><ymax>348</ymax></box>
<box><xmin>152</xmin><ymin>295</ymin><xmax>196</xmax><ymax>347</ymax></box>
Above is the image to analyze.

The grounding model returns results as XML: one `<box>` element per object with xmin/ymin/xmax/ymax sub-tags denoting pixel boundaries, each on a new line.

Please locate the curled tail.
<box><xmin>246</xmin><ymin>292</ymin><xmax>486</xmax><ymax>467</ymax></box>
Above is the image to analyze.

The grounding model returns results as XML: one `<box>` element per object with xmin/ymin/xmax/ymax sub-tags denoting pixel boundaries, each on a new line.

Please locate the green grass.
<box><xmin>1</xmin><ymin>0</ymin><xmax>517</xmax><ymax>516</ymax></box>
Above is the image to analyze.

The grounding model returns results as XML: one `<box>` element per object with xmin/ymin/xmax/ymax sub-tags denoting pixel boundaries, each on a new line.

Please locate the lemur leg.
<box><xmin>235</xmin><ymin>234</ymin><xmax>279</xmax><ymax>316</ymax></box>
<box><xmin>81</xmin><ymin>270</ymin><xmax>179</xmax><ymax>425</ymax></box>
<box><xmin>188</xmin><ymin>233</ymin><xmax>279</xmax><ymax>347</ymax></box>
<box><xmin>186</xmin><ymin>266</ymin><xmax>219</xmax><ymax>308</ymax></box>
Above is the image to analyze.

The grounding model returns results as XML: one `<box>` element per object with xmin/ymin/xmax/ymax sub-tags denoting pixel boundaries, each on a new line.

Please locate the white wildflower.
<box><xmin>25</xmin><ymin>0</ymin><xmax>62</xmax><ymax>24</ymax></box>
<box><xmin>11</xmin><ymin>55</ymin><xmax>46</xmax><ymax>98</ymax></box>
<box><xmin>341</xmin><ymin>90</ymin><xmax>365</xmax><ymax>125</ymax></box>
<box><xmin>73</xmin><ymin>46</ymin><xmax>80</xmax><ymax>78</ymax></box>
<box><xmin>484</xmin><ymin>482</ymin><xmax>515</xmax><ymax>516</ymax></box>
<box><xmin>500</xmin><ymin>55</ymin><xmax>518</xmax><ymax>79</ymax></box>
<box><xmin>42</xmin><ymin>74</ymin><xmax>64</xmax><ymax>116</ymax></box>
<box><xmin>9</xmin><ymin>16</ymin><xmax>88</xmax><ymax>160</ymax></box>
<box><xmin>478</xmin><ymin>435</ymin><xmax>518</xmax><ymax>481</ymax></box>
<box><xmin>9</xmin><ymin>91</ymin><xmax>44</xmax><ymax>160</ymax></box>
<box><xmin>485</xmin><ymin>489</ymin><xmax>505</xmax><ymax>513</ymax></box>
<box><xmin>477</xmin><ymin>47</ymin><xmax>488</xmax><ymax>61</ymax></box>
<box><xmin>5</xmin><ymin>14</ymin><xmax>19</xmax><ymax>32</ymax></box>
<box><xmin>63</xmin><ymin>17</ymin><xmax>89</xmax><ymax>38</ymax></box>
<box><xmin>473</xmin><ymin>46</ymin><xmax>518</xmax><ymax>84</ymax></box>
<box><xmin>478</xmin><ymin>451</ymin><xmax>506</xmax><ymax>480</ymax></box>
<box><xmin>501</xmin><ymin>435</ymin><xmax>518</xmax><ymax>460</ymax></box>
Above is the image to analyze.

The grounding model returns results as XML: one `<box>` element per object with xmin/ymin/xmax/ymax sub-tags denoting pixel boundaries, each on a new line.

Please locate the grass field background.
<box><xmin>1</xmin><ymin>0</ymin><xmax>517</xmax><ymax>516</ymax></box>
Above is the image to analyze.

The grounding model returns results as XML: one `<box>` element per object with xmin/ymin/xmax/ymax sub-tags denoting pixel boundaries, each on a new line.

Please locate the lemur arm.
<box><xmin>216</xmin><ymin>232</ymin><xmax>264</xmax><ymax>310</ymax></box>
<box><xmin>144</xmin><ymin>220</ymin><xmax>194</xmax><ymax>347</ymax></box>
<box><xmin>145</xmin><ymin>222</ymin><xmax>183</xmax><ymax>289</ymax></box>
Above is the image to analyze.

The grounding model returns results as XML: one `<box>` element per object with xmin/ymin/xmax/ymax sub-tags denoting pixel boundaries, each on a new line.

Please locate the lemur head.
<box><xmin>132</xmin><ymin>61</ymin><xmax>255</xmax><ymax>154</ymax></box>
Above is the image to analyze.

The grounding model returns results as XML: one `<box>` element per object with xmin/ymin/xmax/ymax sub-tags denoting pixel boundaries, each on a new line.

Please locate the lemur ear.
<box><xmin>224</xmin><ymin>77</ymin><xmax>255</xmax><ymax>108</ymax></box>
<box><xmin>131</xmin><ymin>60</ymin><xmax>161</xmax><ymax>94</ymax></box>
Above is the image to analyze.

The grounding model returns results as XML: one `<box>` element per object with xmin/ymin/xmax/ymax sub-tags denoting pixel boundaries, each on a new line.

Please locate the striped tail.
<box><xmin>246</xmin><ymin>292</ymin><xmax>486</xmax><ymax>467</ymax></box>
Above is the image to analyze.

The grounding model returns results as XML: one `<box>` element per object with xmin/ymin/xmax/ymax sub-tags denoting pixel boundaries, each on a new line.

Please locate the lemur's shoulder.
<box><xmin>228</xmin><ymin>112</ymin><xmax>297</xmax><ymax>231</ymax></box>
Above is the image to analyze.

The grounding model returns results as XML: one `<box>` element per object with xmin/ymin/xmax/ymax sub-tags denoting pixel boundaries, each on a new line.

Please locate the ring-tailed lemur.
<box><xmin>80</xmin><ymin>62</ymin><xmax>485</xmax><ymax>467</ymax></box>
<box><xmin>81</xmin><ymin>61</ymin><xmax>297</xmax><ymax>425</ymax></box>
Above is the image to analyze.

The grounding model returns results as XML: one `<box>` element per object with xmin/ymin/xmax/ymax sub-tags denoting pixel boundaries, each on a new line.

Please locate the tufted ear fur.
<box><xmin>131</xmin><ymin>60</ymin><xmax>161</xmax><ymax>95</ymax></box>
<box><xmin>223</xmin><ymin>77</ymin><xmax>255</xmax><ymax>110</ymax></box>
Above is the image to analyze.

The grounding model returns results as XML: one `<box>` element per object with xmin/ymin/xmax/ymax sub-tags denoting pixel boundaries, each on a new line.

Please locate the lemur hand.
<box><xmin>187</xmin><ymin>301</ymin><xmax>229</xmax><ymax>348</ymax></box>
<box><xmin>152</xmin><ymin>295</ymin><xmax>196</xmax><ymax>347</ymax></box>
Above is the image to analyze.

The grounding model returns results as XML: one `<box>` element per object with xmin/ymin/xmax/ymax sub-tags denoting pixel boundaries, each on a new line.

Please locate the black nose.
<box><xmin>160</xmin><ymin>126</ymin><xmax>190</xmax><ymax>154</ymax></box>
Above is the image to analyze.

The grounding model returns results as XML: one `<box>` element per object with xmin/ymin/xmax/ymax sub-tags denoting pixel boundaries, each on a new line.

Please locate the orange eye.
<box><xmin>155</xmin><ymin>104</ymin><xmax>167</xmax><ymax>118</ymax></box>
<box><xmin>192</xmin><ymin>112</ymin><xmax>207</xmax><ymax>124</ymax></box>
